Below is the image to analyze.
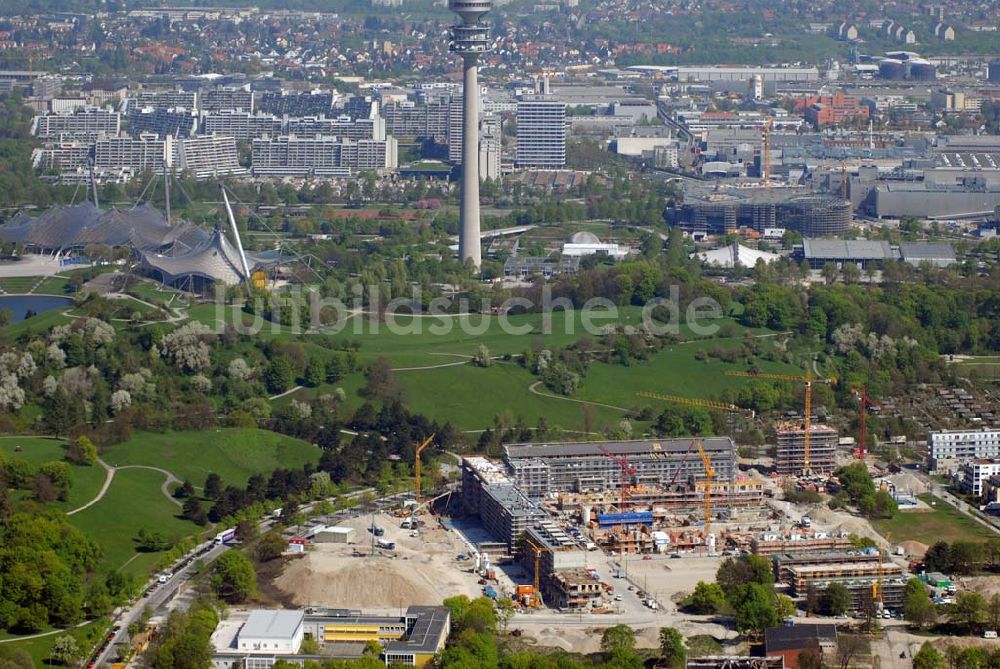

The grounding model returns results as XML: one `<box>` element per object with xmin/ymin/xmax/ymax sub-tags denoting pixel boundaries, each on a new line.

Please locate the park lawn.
<box><xmin>0</xmin><ymin>436</ymin><xmax>108</xmax><ymax>512</ymax></box>
<box><xmin>0</xmin><ymin>277</ymin><xmax>38</xmax><ymax>293</ymax></box>
<box><xmin>33</xmin><ymin>276</ymin><xmax>73</xmax><ymax>296</ymax></box>
<box><xmin>101</xmin><ymin>428</ymin><xmax>320</xmax><ymax>488</ymax></box>
<box><xmin>576</xmin><ymin>337</ymin><xmax>805</xmax><ymax>407</ymax></box>
<box><xmin>871</xmin><ymin>493</ymin><xmax>998</xmax><ymax>545</ymax></box>
<box><xmin>1</xmin><ymin>308</ymin><xmax>74</xmax><ymax>339</ymax></box>
<box><xmin>0</xmin><ymin>621</ymin><xmax>104</xmax><ymax>667</ymax></box>
<box><xmin>68</xmin><ymin>468</ymin><xmax>202</xmax><ymax>576</ymax></box>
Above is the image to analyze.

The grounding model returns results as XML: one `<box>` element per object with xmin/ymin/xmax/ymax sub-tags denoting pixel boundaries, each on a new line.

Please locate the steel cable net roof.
<box><xmin>0</xmin><ymin>202</ymin><xmax>209</xmax><ymax>253</ymax></box>
<box><xmin>140</xmin><ymin>228</ymin><xmax>282</xmax><ymax>286</ymax></box>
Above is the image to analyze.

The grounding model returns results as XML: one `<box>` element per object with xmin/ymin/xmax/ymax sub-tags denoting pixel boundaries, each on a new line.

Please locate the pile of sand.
<box><xmin>275</xmin><ymin>552</ymin><xmax>447</xmax><ymax>608</ymax></box>
<box><xmin>887</xmin><ymin>472</ymin><xmax>928</xmax><ymax>495</ymax></box>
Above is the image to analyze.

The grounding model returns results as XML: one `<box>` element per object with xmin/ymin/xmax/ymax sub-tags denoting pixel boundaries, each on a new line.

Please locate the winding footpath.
<box><xmin>528</xmin><ymin>381</ymin><xmax>631</xmax><ymax>412</ymax></box>
<box><xmin>66</xmin><ymin>459</ymin><xmax>183</xmax><ymax>515</ymax></box>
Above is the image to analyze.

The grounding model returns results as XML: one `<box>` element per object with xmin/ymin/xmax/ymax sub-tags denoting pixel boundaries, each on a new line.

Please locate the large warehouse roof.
<box><xmin>504</xmin><ymin>437</ymin><xmax>734</xmax><ymax>460</ymax></box>
<box><xmin>802</xmin><ymin>239</ymin><xmax>897</xmax><ymax>260</ymax></box>
<box><xmin>0</xmin><ymin>202</ymin><xmax>208</xmax><ymax>253</ymax></box>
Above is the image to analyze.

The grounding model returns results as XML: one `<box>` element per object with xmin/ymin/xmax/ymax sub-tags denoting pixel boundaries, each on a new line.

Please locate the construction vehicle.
<box><xmin>413</xmin><ymin>433</ymin><xmax>436</xmax><ymax>503</ymax></box>
<box><xmin>724</xmin><ymin>370</ymin><xmax>836</xmax><ymax>475</ymax></box>
<box><xmin>852</xmin><ymin>386</ymin><xmax>882</xmax><ymax>460</ymax></box>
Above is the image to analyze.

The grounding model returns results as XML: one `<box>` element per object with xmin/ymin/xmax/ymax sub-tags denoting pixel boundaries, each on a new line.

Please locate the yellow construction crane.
<box><xmin>873</xmin><ymin>532</ymin><xmax>891</xmax><ymax>610</ymax></box>
<box><xmin>523</xmin><ymin>538</ymin><xmax>544</xmax><ymax>608</ymax></box>
<box><xmin>724</xmin><ymin>371</ymin><xmax>836</xmax><ymax>475</ymax></box>
<box><xmin>694</xmin><ymin>440</ymin><xmax>716</xmax><ymax>536</ymax></box>
<box><xmin>413</xmin><ymin>433</ymin><xmax>436</xmax><ymax>502</ymax></box>
<box><xmin>636</xmin><ymin>391</ymin><xmax>755</xmax><ymax>418</ymax></box>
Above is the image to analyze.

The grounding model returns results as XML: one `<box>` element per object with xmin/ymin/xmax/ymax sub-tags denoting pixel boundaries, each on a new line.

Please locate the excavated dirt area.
<box><xmin>270</xmin><ymin>513</ymin><xmax>482</xmax><ymax>609</ymax></box>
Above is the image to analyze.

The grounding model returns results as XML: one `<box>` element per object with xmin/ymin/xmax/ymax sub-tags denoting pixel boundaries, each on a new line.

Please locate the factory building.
<box><xmin>872</xmin><ymin>181</ymin><xmax>1000</xmax><ymax>219</ymax></box>
<box><xmin>795</xmin><ymin>94</ymin><xmax>869</xmax><ymax>127</ymax></box>
<box><xmin>503</xmin><ymin>438</ymin><xmax>737</xmax><ymax>499</ymax></box>
<box><xmin>775</xmin><ymin>422</ymin><xmax>838</xmax><ymax>476</ymax></box>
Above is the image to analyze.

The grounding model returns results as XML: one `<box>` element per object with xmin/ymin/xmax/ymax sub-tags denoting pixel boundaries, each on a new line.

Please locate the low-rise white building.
<box><xmin>236</xmin><ymin>610</ymin><xmax>304</xmax><ymax>654</ymax></box>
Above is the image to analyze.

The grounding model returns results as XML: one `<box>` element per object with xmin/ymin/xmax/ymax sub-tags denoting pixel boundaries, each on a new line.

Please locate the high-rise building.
<box><xmin>449</xmin><ymin>0</ymin><xmax>492</xmax><ymax>268</ymax></box>
<box><xmin>32</xmin><ymin>108</ymin><xmax>121</xmax><ymax>140</ymax></box>
<box><xmin>775</xmin><ymin>422</ymin><xmax>838</xmax><ymax>475</ymax></box>
<box><xmin>516</xmin><ymin>96</ymin><xmax>566</xmax><ymax>168</ymax></box>
<box><xmin>202</xmin><ymin>112</ymin><xmax>283</xmax><ymax>142</ymax></box>
<box><xmin>251</xmin><ymin>135</ymin><xmax>397</xmax><ymax>177</ymax></box>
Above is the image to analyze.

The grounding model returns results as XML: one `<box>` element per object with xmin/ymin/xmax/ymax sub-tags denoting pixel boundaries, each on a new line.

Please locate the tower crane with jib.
<box><xmin>693</xmin><ymin>440</ymin><xmax>717</xmax><ymax>537</ymax></box>
<box><xmin>598</xmin><ymin>445</ymin><xmax>636</xmax><ymax>513</ymax></box>
<box><xmin>851</xmin><ymin>386</ymin><xmax>882</xmax><ymax>461</ymax></box>
<box><xmin>724</xmin><ymin>370</ymin><xmax>837</xmax><ymax>476</ymax></box>
<box><xmin>636</xmin><ymin>391</ymin><xmax>756</xmax><ymax>419</ymax></box>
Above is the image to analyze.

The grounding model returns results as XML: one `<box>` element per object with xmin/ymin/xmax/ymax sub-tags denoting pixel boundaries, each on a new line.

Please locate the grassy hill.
<box><xmin>101</xmin><ymin>428</ymin><xmax>320</xmax><ymax>488</ymax></box>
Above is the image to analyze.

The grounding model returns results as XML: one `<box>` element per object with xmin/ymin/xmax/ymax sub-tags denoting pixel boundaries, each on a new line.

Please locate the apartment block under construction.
<box><xmin>788</xmin><ymin>561</ymin><xmax>906</xmax><ymax>610</ymax></box>
<box><xmin>503</xmin><ymin>438</ymin><xmax>737</xmax><ymax>498</ymax></box>
<box><xmin>775</xmin><ymin>422</ymin><xmax>838</xmax><ymax>475</ymax></box>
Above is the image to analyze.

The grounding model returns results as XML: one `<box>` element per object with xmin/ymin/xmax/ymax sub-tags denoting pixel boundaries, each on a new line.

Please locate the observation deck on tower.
<box><xmin>449</xmin><ymin>0</ymin><xmax>492</xmax><ymax>55</ymax></box>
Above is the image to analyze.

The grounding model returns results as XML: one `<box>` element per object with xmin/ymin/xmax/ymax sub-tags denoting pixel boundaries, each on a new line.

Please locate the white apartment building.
<box><xmin>94</xmin><ymin>134</ymin><xmax>244</xmax><ymax>180</ymax></box>
<box><xmin>251</xmin><ymin>135</ymin><xmax>397</xmax><ymax>177</ymax></box>
<box><xmin>516</xmin><ymin>96</ymin><xmax>567</xmax><ymax>168</ymax></box>
<box><xmin>930</xmin><ymin>429</ymin><xmax>1000</xmax><ymax>473</ymax></box>
<box><xmin>959</xmin><ymin>459</ymin><xmax>1000</xmax><ymax>497</ymax></box>
<box><xmin>32</xmin><ymin>108</ymin><xmax>121</xmax><ymax>139</ymax></box>
<box><xmin>202</xmin><ymin>112</ymin><xmax>283</xmax><ymax>141</ymax></box>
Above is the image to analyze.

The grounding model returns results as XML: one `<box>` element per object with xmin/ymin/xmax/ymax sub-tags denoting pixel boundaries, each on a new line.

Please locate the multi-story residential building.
<box><xmin>930</xmin><ymin>429</ymin><xmax>1000</xmax><ymax>473</ymax></box>
<box><xmin>516</xmin><ymin>96</ymin><xmax>567</xmax><ymax>168</ymax></box>
<box><xmin>176</xmin><ymin>135</ymin><xmax>246</xmax><ymax>179</ymax></box>
<box><xmin>127</xmin><ymin>107</ymin><xmax>198</xmax><ymax>138</ymax></box>
<box><xmin>776</xmin><ymin>422</ymin><xmax>838</xmax><ymax>476</ymax></box>
<box><xmin>131</xmin><ymin>89</ymin><xmax>198</xmax><ymax>110</ymax></box>
<box><xmin>796</xmin><ymin>94</ymin><xmax>870</xmax><ymax>127</ymax></box>
<box><xmin>958</xmin><ymin>459</ymin><xmax>1000</xmax><ymax>497</ymax></box>
<box><xmin>94</xmin><ymin>134</ymin><xmax>244</xmax><ymax>180</ymax></box>
<box><xmin>258</xmin><ymin>90</ymin><xmax>336</xmax><ymax>117</ymax></box>
<box><xmin>200</xmin><ymin>87</ymin><xmax>254</xmax><ymax>113</ymax></box>
<box><xmin>251</xmin><ymin>135</ymin><xmax>397</xmax><ymax>177</ymax></box>
<box><xmin>32</xmin><ymin>142</ymin><xmax>92</xmax><ymax>172</ymax></box>
<box><xmin>202</xmin><ymin>112</ymin><xmax>283</xmax><ymax>141</ymax></box>
<box><xmin>286</xmin><ymin>114</ymin><xmax>385</xmax><ymax>141</ymax></box>
<box><xmin>32</xmin><ymin>108</ymin><xmax>121</xmax><ymax>140</ymax></box>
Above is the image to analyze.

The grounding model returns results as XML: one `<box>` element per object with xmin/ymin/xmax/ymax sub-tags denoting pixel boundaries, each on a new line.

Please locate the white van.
<box><xmin>984</xmin><ymin>631</ymin><xmax>998</xmax><ymax>639</ymax></box>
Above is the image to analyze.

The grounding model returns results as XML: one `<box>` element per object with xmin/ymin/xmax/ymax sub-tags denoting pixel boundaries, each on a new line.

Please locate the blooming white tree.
<box><xmin>190</xmin><ymin>374</ymin><xmax>213</xmax><ymax>393</ymax></box>
<box><xmin>110</xmin><ymin>390</ymin><xmax>132</xmax><ymax>414</ymax></box>
<box><xmin>160</xmin><ymin>322</ymin><xmax>216</xmax><ymax>372</ymax></box>
<box><xmin>46</xmin><ymin>342</ymin><xmax>66</xmax><ymax>369</ymax></box>
<box><xmin>0</xmin><ymin>373</ymin><xmax>25</xmax><ymax>411</ymax></box>
<box><xmin>228</xmin><ymin>358</ymin><xmax>255</xmax><ymax>381</ymax></box>
<box><xmin>290</xmin><ymin>399</ymin><xmax>312</xmax><ymax>419</ymax></box>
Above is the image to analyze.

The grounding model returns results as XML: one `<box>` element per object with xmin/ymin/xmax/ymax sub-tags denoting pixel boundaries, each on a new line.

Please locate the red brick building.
<box><xmin>795</xmin><ymin>94</ymin><xmax>870</xmax><ymax>127</ymax></box>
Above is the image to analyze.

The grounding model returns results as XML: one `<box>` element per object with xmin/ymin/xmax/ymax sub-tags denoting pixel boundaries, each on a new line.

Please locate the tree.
<box><xmin>211</xmin><ymin>551</ymin><xmax>257</xmax><ymax>602</ymax></box>
<box><xmin>904</xmin><ymin>578</ymin><xmax>937</xmax><ymax>629</ymax></box>
<box><xmin>717</xmin><ymin>555</ymin><xmax>773</xmax><ymax>602</ymax></box>
<box><xmin>181</xmin><ymin>497</ymin><xmax>207</xmax><ymax>525</ymax></box>
<box><xmin>264</xmin><ymin>358</ymin><xmax>294</xmax><ymax>395</ymax></box>
<box><xmin>361</xmin><ymin>355</ymin><xmax>403</xmax><ymax>402</ymax></box>
<box><xmin>823</xmin><ymin>583</ymin><xmax>851</xmax><ymax>616</ymax></box>
<box><xmin>687</xmin><ymin>581</ymin><xmax>727</xmax><ymax>614</ymax></box>
<box><xmin>798</xmin><ymin>649</ymin><xmax>823</xmax><ymax>669</ymax></box>
<box><xmin>658</xmin><ymin>627</ymin><xmax>686</xmax><ymax>669</ymax></box>
<box><xmin>49</xmin><ymin>635</ymin><xmax>81</xmax><ymax>665</ymax></box>
<box><xmin>988</xmin><ymin>593</ymin><xmax>1000</xmax><ymax>633</ymax></box>
<box><xmin>951</xmin><ymin>591</ymin><xmax>986</xmax><ymax>633</ymax></box>
<box><xmin>734</xmin><ymin>584</ymin><xmax>779</xmax><ymax>636</ymax></box>
<box><xmin>204</xmin><ymin>473</ymin><xmax>222</xmax><ymax>501</ymax></box>
<box><xmin>822</xmin><ymin>262</ymin><xmax>839</xmax><ymax>284</ymax></box>
<box><xmin>913</xmin><ymin>642</ymin><xmax>944</xmax><ymax>669</ymax></box>
<box><xmin>924</xmin><ymin>541</ymin><xmax>952</xmax><ymax>573</ymax></box>
<box><xmin>299</xmin><ymin>634</ymin><xmax>320</xmax><ymax>655</ymax></box>
<box><xmin>600</xmin><ymin>625</ymin><xmax>636</xmax><ymax>655</ymax></box>
<box><xmin>255</xmin><ymin>532</ymin><xmax>288</xmax><ymax>562</ymax></box>
<box><xmin>65</xmin><ymin>436</ymin><xmax>97</xmax><ymax>465</ymax></box>
<box><xmin>494</xmin><ymin>598</ymin><xmax>515</xmax><ymax>635</ymax></box>
<box><xmin>174</xmin><ymin>480</ymin><xmax>195</xmax><ymax>499</ymax></box>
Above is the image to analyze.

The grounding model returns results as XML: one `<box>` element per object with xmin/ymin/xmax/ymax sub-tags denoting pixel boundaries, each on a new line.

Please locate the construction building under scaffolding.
<box><xmin>775</xmin><ymin>422</ymin><xmax>838</xmax><ymax>476</ymax></box>
<box><xmin>751</xmin><ymin>531</ymin><xmax>854</xmax><ymax>555</ymax></box>
<box><xmin>503</xmin><ymin>438</ymin><xmax>737</xmax><ymax>498</ymax></box>
<box><xmin>686</xmin><ymin>658</ymin><xmax>785</xmax><ymax>669</ymax></box>
<box><xmin>788</xmin><ymin>561</ymin><xmax>906</xmax><ymax>610</ymax></box>
<box><xmin>553</xmin><ymin>477</ymin><xmax>767</xmax><ymax>518</ymax></box>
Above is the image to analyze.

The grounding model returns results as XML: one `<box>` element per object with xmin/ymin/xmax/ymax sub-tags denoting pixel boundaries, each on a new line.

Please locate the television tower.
<box><xmin>449</xmin><ymin>0</ymin><xmax>492</xmax><ymax>269</ymax></box>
